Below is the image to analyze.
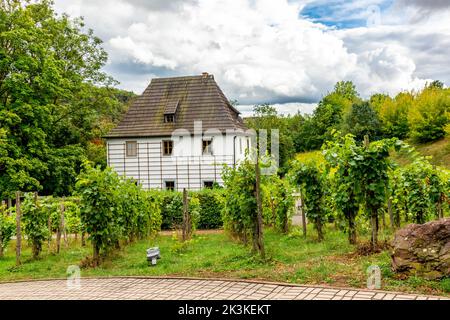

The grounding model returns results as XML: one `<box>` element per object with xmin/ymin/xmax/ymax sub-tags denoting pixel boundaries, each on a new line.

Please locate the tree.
<box><xmin>408</xmin><ymin>86</ymin><xmax>449</xmax><ymax>143</ymax></box>
<box><xmin>0</xmin><ymin>0</ymin><xmax>133</xmax><ymax>198</ymax></box>
<box><xmin>245</xmin><ymin>104</ymin><xmax>295</xmax><ymax>171</ymax></box>
<box><xmin>342</xmin><ymin>102</ymin><xmax>382</xmax><ymax>141</ymax></box>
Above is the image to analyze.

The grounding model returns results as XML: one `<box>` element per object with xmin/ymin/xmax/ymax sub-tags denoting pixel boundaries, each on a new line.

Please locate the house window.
<box><xmin>165</xmin><ymin>181</ymin><xmax>175</xmax><ymax>191</ymax></box>
<box><xmin>202</xmin><ymin>139</ymin><xmax>212</xmax><ymax>155</ymax></box>
<box><xmin>164</xmin><ymin>114</ymin><xmax>175</xmax><ymax>123</ymax></box>
<box><xmin>246</xmin><ymin>138</ymin><xmax>250</xmax><ymax>150</ymax></box>
<box><xmin>203</xmin><ymin>181</ymin><xmax>214</xmax><ymax>189</ymax></box>
<box><xmin>163</xmin><ymin>140</ymin><xmax>173</xmax><ymax>156</ymax></box>
<box><xmin>126</xmin><ymin>141</ymin><xmax>137</xmax><ymax>157</ymax></box>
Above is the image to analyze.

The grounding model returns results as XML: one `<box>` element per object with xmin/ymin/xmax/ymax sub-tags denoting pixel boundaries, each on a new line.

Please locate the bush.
<box><xmin>160</xmin><ymin>191</ymin><xmax>183</xmax><ymax>230</ymax></box>
<box><xmin>21</xmin><ymin>193</ymin><xmax>50</xmax><ymax>258</ymax></box>
<box><xmin>0</xmin><ymin>203</ymin><xmax>15</xmax><ymax>257</ymax></box>
<box><xmin>75</xmin><ymin>163</ymin><xmax>162</xmax><ymax>266</ymax></box>
<box><xmin>195</xmin><ymin>189</ymin><xmax>224</xmax><ymax>229</ymax></box>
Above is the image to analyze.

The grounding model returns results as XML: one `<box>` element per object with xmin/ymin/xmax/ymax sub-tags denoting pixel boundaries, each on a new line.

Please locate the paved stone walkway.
<box><xmin>0</xmin><ymin>277</ymin><xmax>448</xmax><ymax>300</ymax></box>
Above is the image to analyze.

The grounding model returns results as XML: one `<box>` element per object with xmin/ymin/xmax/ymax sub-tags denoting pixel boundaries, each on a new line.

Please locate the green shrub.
<box><xmin>195</xmin><ymin>189</ymin><xmax>224</xmax><ymax>229</ymax></box>
<box><xmin>21</xmin><ymin>193</ymin><xmax>50</xmax><ymax>258</ymax></box>
<box><xmin>160</xmin><ymin>191</ymin><xmax>183</xmax><ymax>230</ymax></box>
<box><xmin>440</xmin><ymin>278</ymin><xmax>450</xmax><ymax>293</ymax></box>
<box><xmin>0</xmin><ymin>203</ymin><xmax>15</xmax><ymax>256</ymax></box>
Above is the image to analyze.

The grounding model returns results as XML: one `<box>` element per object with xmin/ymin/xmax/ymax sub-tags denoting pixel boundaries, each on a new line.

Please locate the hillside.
<box><xmin>295</xmin><ymin>137</ymin><xmax>450</xmax><ymax>170</ymax></box>
<box><xmin>391</xmin><ymin>137</ymin><xmax>450</xmax><ymax>169</ymax></box>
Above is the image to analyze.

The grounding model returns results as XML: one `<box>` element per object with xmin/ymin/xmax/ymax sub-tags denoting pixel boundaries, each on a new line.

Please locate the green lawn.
<box><xmin>1</xmin><ymin>225</ymin><xmax>449</xmax><ymax>297</ymax></box>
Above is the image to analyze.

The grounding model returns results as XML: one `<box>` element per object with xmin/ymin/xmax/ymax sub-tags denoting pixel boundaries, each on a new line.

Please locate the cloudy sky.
<box><xmin>53</xmin><ymin>0</ymin><xmax>450</xmax><ymax>116</ymax></box>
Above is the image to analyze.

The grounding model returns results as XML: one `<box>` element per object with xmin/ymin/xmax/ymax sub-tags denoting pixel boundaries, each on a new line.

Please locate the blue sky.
<box><xmin>300</xmin><ymin>0</ymin><xmax>394</xmax><ymax>29</ymax></box>
<box><xmin>54</xmin><ymin>0</ymin><xmax>450</xmax><ymax>116</ymax></box>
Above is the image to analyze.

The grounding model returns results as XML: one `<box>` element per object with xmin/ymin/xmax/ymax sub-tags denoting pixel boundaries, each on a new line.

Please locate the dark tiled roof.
<box><xmin>106</xmin><ymin>74</ymin><xmax>247</xmax><ymax>138</ymax></box>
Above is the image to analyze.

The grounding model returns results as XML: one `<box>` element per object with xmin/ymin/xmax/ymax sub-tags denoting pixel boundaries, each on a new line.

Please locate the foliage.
<box><xmin>245</xmin><ymin>104</ymin><xmax>295</xmax><ymax>170</ymax></box>
<box><xmin>262</xmin><ymin>175</ymin><xmax>294</xmax><ymax>233</ymax></box>
<box><xmin>408</xmin><ymin>86</ymin><xmax>449</xmax><ymax>143</ymax></box>
<box><xmin>160</xmin><ymin>191</ymin><xmax>183</xmax><ymax>230</ymax></box>
<box><xmin>289</xmin><ymin>160</ymin><xmax>327</xmax><ymax>241</ymax></box>
<box><xmin>390</xmin><ymin>155</ymin><xmax>449</xmax><ymax>224</ymax></box>
<box><xmin>0</xmin><ymin>0</ymin><xmax>135</xmax><ymax>198</ymax></box>
<box><xmin>0</xmin><ymin>203</ymin><xmax>15</xmax><ymax>255</ymax></box>
<box><xmin>323</xmin><ymin>135</ymin><xmax>362</xmax><ymax>244</ymax></box>
<box><xmin>222</xmin><ymin>160</ymin><xmax>256</xmax><ymax>243</ymax></box>
<box><xmin>195</xmin><ymin>189</ymin><xmax>224</xmax><ymax>229</ymax></box>
<box><xmin>342</xmin><ymin>101</ymin><xmax>382</xmax><ymax>141</ymax></box>
<box><xmin>21</xmin><ymin>193</ymin><xmax>50</xmax><ymax>258</ymax></box>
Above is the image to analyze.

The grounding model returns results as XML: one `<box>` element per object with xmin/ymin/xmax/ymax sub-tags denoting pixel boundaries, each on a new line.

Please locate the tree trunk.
<box><xmin>15</xmin><ymin>191</ymin><xmax>21</xmax><ymax>266</ymax></box>
<box><xmin>7</xmin><ymin>198</ymin><xmax>12</xmax><ymax>211</ymax></box>
<box><xmin>371</xmin><ymin>211</ymin><xmax>378</xmax><ymax>251</ymax></box>
<box><xmin>348</xmin><ymin>215</ymin><xmax>357</xmax><ymax>245</ymax></box>
<box><xmin>47</xmin><ymin>215</ymin><xmax>52</xmax><ymax>250</ymax></box>
<box><xmin>60</xmin><ymin>199</ymin><xmax>69</xmax><ymax>248</ymax></box>
<box><xmin>381</xmin><ymin>209</ymin><xmax>385</xmax><ymax>230</ymax></box>
<box><xmin>0</xmin><ymin>229</ymin><xmax>3</xmax><ymax>258</ymax></box>
<box><xmin>437</xmin><ymin>195</ymin><xmax>443</xmax><ymax>219</ymax></box>
<box><xmin>300</xmin><ymin>192</ymin><xmax>307</xmax><ymax>238</ymax></box>
<box><xmin>316</xmin><ymin>218</ymin><xmax>324</xmax><ymax>242</ymax></box>
<box><xmin>93</xmin><ymin>243</ymin><xmax>100</xmax><ymax>267</ymax></box>
<box><xmin>388</xmin><ymin>198</ymin><xmax>394</xmax><ymax>230</ymax></box>
<box><xmin>81</xmin><ymin>232</ymin><xmax>86</xmax><ymax>247</ymax></box>
<box><xmin>182</xmin><ymin>188</ymin><xmax>190</xmax><ymax>242</ymax></box>
<box><xmin>254</xmin><ymin>155</ymin><xmax>265</xmax><ymax>258</ymax></box>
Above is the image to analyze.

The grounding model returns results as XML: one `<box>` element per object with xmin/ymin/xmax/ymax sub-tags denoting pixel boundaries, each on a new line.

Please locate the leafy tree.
<box><xmin>408</xmin><ymin>86</ymin><xmax>449</xmax><ymax>142</ymax></box>
<box><xmin>342</xmin><ymin>102</ymin><xmax>382</xmax><ymax>141</ymax></box>
<box><xmin>245</xmin><ymin>104</ymin><xmax>295</xmax><ymax>171</ymax></box>
<box><xmin>0</xmin><ymin>1</ymin><xmax>134</xmax><ymax>197</ymax></box>
<box><xmin>373</xmin><ymin>93</ymin><xmax>410</xmax><ymax>139</ymax></box>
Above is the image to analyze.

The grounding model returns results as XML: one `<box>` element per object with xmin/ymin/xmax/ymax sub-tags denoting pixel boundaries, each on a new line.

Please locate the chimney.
<box><xmin>202</xmin><ymin>72</ymin><xmax>209</xmax><ymax>78</ymax></box>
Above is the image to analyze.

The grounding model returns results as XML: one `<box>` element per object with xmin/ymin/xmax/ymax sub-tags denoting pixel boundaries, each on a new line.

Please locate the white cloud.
<box><xmin>53</xmin><ymin>0</ymin><xmax>450</xmax><ymax>111</ymax></box>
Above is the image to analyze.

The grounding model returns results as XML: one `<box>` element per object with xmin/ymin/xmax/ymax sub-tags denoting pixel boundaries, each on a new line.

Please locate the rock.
<box><xmin>391</xmin><ymin>218</ymin><xmax>450</xmax><ymax>279</ymax></box>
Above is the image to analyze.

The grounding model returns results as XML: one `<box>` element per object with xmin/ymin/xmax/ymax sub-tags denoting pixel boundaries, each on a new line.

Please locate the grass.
<box><xmin>0</xmin><ymin>225</ymin><xmax>448</xmax><ymax>297</ymax></box>
<box><xmin>389</xmin><ymin>137</ymin><xmax>450</xmax><ymax>169</ymax></box>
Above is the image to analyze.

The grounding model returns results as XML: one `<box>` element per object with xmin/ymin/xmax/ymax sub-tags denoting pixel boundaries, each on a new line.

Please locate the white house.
<box><xmin>105</xmin><ymin>73</ymin><xmax>253</xmax><ymax>190</ymax></box>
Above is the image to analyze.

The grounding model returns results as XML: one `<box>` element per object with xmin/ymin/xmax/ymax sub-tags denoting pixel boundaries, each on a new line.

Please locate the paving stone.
<box><xmin>0</xmin><ymin>278</ymin><xmax>444</xmax><ymax>300</ymax></box>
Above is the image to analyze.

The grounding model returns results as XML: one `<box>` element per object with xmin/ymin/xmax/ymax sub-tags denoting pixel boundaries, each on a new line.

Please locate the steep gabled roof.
<box><xmin>105</xmin><ymin>74</ymin><xmax>247</xmax><ymax>138</ymax></box>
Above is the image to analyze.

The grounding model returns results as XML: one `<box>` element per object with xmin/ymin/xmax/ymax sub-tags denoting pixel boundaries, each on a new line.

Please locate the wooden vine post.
<box><xmin>0</xmin><ymin>201</ymin><xmax>3</xmax><ymax>258</ymax></box>
<box><xmin>300</xmin><ymin>191</ymin><xmax>307</xmax><ymax>238</ymax></box>
<box><xmin>388</xmin><ymin>197</ymin><xmax>394</xmax><ymax>230</ymax></box>
<box><xmin>61</xmin><ymin>198</ymin><xmax>68</xmax><ymax>248</ymax></box>
<box><xmin>15</xmin><ymin>191</ymin><xmax>21</xmax><ymax>266</ymax></box>
<box><xmin>56</xmin><ymin>200</ymin><xmax>63</xmax><ymax>254</ymax></box>
<box><xmin>182</xmin><ymin>188</ymin><xmax>191</xmax><ymax>241</ymax></box>
<box><xmin>254</xmin><ymin>153</ymin><xmax>265</xmax><ymax>259</ymax></box>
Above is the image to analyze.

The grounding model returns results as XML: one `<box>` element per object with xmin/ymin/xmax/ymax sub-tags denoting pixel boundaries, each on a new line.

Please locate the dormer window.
<box><xmin>164</xmin><ymin>114</ymin><xmax>174</xmax><ymax>123</ymax></box>
<box><xmin>164</xmin><ymin>100</ymin><xmax>179</xmax><ymax>123</ymax></box>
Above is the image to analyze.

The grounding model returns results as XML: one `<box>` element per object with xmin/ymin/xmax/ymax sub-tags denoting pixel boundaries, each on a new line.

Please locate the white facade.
<box><xmin>107</xmin><ymin>132</ymin><xmax>252</xmax><ymax>190</ymax></box>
